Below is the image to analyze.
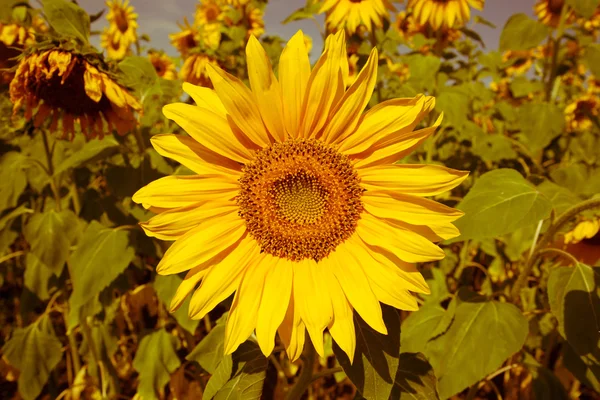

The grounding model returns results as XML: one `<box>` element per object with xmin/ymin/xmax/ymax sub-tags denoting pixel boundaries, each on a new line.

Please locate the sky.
<box><xmin>79</xmin><ymin>0</ymin><xmax>539</xmax><ymax>57</ymax></box>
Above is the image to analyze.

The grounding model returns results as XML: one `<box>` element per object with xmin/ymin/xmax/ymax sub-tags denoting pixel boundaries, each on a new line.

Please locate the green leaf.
<box><xmin>53</xmin><ymin>138</ymin><xmax>120</xmax><ymax>177</ymax></box>
<box><xmin>537</xmin><ymin>180</ymin><xmax>581</xmax><ymax>216</ymax></box>
<box><xmin>472</xmin><ymin>134</ymin><xmax>517</xmax><ymax>163</ymax></box>
<box><xmin>154</xmin><ymin>275</ymin><xmax>200</xmax><ymax>334</ymax></box>
<box><xmin>2</xmin><ymin>315</ymin><xmax>63</xmax><ymax>400</ymax></box>
<box><xmin>204</xmin><ymin>355</ymin><xmax>233</xmax><ymax>400</ymax></box>
<box><xmin>562</xmin><ymin>342</ymin><xmax>600</xmax><ymax>393</ymax></box>
<box><xmin>133</xmin><ymin>329</ymin><xmax>181</xmax><ymax>400</ymax></box>
<box><xmin>24</xmin><ymin>253</ymin><xmax>54</xmax><ymax>301</ymax></box>
<box><xmin>214</xmin><ymin>341</ymin><xmax>268</xmax><ymax>400</ymax></box>
<box><xmin>119</xmin><ymin>56</ymin><xmax>160</xmax><ymax>101</ymax></box>
<box><xmin>400</xmin><ymin>304</ymin><xmax>445</xmax><ymax>354</ymax></box>
<box><xmin>548</xmin><ymin>263</ymin><xmax>600</xmax><ymax>359</ymax></box>
<box><xmin>282</xmin><ymin>1</ymin><xmax>321</xmax><ymax>24</ymax></box>
<box><xmin>0</xmin><ymin>204</ymin><xmax>33</xmax><ymax>231</ymax></box>
<box><xmin>333</xmin><ymin>305</ymin><xmax>401</xmax><ymax>399</ymax></box>
<box><xmin>567</xmin><ymin>0</ymin><xmax>600</xmax><ymax>18</ymax></box>
<box><xmin>435</xmin><ymin>89</ymin><xmax>469</xmax><ymax>128</ymax></box>
<box><xmin>509</xmin><ymin>76</ymin><xmax>543</xmax><ymax>98</ymax></box>
<box><xmin>499</xmin><ymin>14</ymin><xmax>550</xmax><ymax>51</ymax></box>
<box><xmin>0</xmin><ymin>152</ymin><xmax>29</xmax><ymax>210</ymax></box>
<box><xmin>518</xmin><ymin>102</ymin><xmax>565</xmax><ymax>153</ymax></box>
<box><xmin>405</xmin><ymin>54</ymin><xmax>441</xmax><ymax>91</ymax></box>
<box><xmin>41</xmin><ymin>0</ymin><xmax>89</xmax><ymax>42</ymax></box>
<box><xmin>425</xmin><ymin>296</ymin><xmax>528</xmax><ymax>399</ymax></box>
<box><xmin>525</xmin><ymin>363</ymin><xmax>569</xmax><ymax>400</ymax></box>
<box><xmin>23</xmin><ymin>209</ymin><xmax>79</xmax><ymax>275</ymax></box>
<box><xmin>187</xmin><ymin>318</ymin><xmax>226</xmax><ymax>373</ymax></box>
<box><xmin>454</xmin><ymin>169</ymin><xmax>552</xmax><ymax>240</ymax></box>
<box><xmin>584</xmin><ymin>44</ymin><xmax>600</xmax><ymax>78</ymax></box>
<box><xmin>390</xmin><ymin>353</ymin><xmax>440</xmax><ymax>400</ymax></box>
<box><xmin>68</xmin><ymin>221</ymin><xmax>135</xmax><ymax>329</ymax></box>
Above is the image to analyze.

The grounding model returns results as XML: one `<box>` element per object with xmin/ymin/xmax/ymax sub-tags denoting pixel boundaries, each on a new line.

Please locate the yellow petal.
<box><xmin>278</xmin><ymin>296</ymin><xmax>306</xmax><ymax>362</ymax></box>
<box><xmin>156</xmin><ymin>213</ymin><xmax>246</xmax><ymax>275</ymax></box>
<box><xmin>329</xmin><ymin>242</ymin><xmax>387</xmax><ymax>334</ymax></box>
<box><xmin>182</xmin><ymin>82</ymin><xmax>227</xmax><ymax>117</ymax></box>
<box><xmin>294</xmin><ymin>259</ymin><xmax>333</xmax><ymax>357</ymax></box>
<box><xmin>256</xmin><ymin>257</ymin><xmax>293</xmax><ymax>356</ymax></box>
<box><xmin>169</xmin><ymin>266</ymin><xmax>208</xmax><ymax>312</ymax></box>
<box><xmin>356</xmin><ymin>214</ymin><xmax>445</xmax><ymax>263</ymax></box>
<box><xmin>246</xmin><ymin>35</ymin><xmax>287</xmax><ymax>142</ymax></box>
<box><xmin>207</xmin><ymin>64</ymin><xmax>272</xmax><ymax>147</ymax></box>
<box><xmin>322</xmin><ymin>48</ymin><xmax>378</xmax><ymax>145</ymax></box>
<box><xmin>224</xmin><ymin>254</ymin><xmax>272</xmax><ymax>354</ymax></box>
<box><xmin>150</xmin><ymin>134</ymin><xmax>242</xmax><ymax>175</ymax></box>
<box><xmin>358</xmin><ymin>164</ymin><xmax>469</xmax><ymax>196</ymax></box>
<box><xmin>279</xmin><ymin>31</ymin><xmax>311</xmax><ymax>139</ymax></box>
<box><xmin>132</xmin><ymin>175</ymin><xmax>238</xmax><ymax>210</ymax></box>
<box><xmin>163</xmin><ymin>103</ymin><xmax>255</xmax><ymax>164</ymax></box>
<box><xmin>188</xmin><ymin>235</ymin><xmax>259</xmax><ymax>319</ymax></box>
<box><xmin>140</xmin><ymin>200</ymin><xmax>238</xmax><ymax>240</ymax></box>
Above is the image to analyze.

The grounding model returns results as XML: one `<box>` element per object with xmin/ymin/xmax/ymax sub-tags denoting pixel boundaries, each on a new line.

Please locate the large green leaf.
<box><xmin>537</xmin><ymin>181</ymin><xmax>581</xmax><ymax>216</ymax></box>
<box><xmin>499</xmin><ymin>14</ymin><xmax>550</xmax><ymax>51</ymax></box>
<box><xmin>425</xmin><ymin>296</ymin><xmax>528</xmax><ymax>399</ymax></box>
<box><xmin>0</xmin><ymin>152</ymin><xmax>29</xmax><ymax>210</ymax></box>
<box><xmin>68</xmin><ymin>221</ymin><xmax>135</xmax><ymax>329</ymax></box>
<box><xmin>518</xmin><ymin>102</ymin><xmax>565</xmax><ymax>153</ymax></box>
<box><xmin>567</xmin><ymin>0</ymin><xmax>600</xmax><ymax>18</ymax></box>
<box><xmin>24</xmin><ymin>253</ymin><xmax>54</xmax><ymax>301</ymax></box>
<box><xmin>526</xmin><ymin>363</ymin><xmax>569</xmax><ymax>400</ymax></box>
<box><xmin>435</xmin><ymin>89</ymin><xmax>469</xmax><ymax>128</ymax></box>
<box><xmin>53</xmin><ymin>138</ymin><xmax>120</xmax><ymax>177</ymax></box>
<box><xmin>390</xmin><ymin>353</ymin><xmax>440</xmax><ymax>400</ymax></box>
<box><xmin>2</xmin><ymin>315</ymin><xmax>63</xmax><ymax>400</ymax></box>
<box><xmin>400</xmin><ymin>304</ymin><xmax>445</xmax><ymax>354</ymax></box>
<box><xmin>562</xmin><ymin>342</ymin><xmax>600</xmax><ymax>393</ymax></box>
<box><xmin>333</xmin><ymin>306</ymin><xmax>401</xmax><ymax>400</ymax></box>
<box><xmin>453</xmin><ymin>169</ymin><xmax>552</xmax><ymax>240</ymax></box>
<box><xmin>133</xmin><ymin>329</ymin><xmax>181</xmax><ymax>400</ymax></box>
<box><xmin>41</xmin><ymin>0</ymin><xmax>89</xmax><ymax>42</ymax></box>
<box><xmin>548</xmin><ymin>263</ymin><xmax>600</xmax><ymax>359</ymax></box>
<box><xmin>154</xmin><ymin>275</ymin><xmax>200</xmax><ymax>334</ymax></box>
<box><xmin>187</xmin><ymin>319</ymin><xmax>227</xmax><ymax>373</ymax></box>
<box><xmin>584</xmin><ymin>44</ymin><xmax>600</xmax><ymax>78</ymax></box>
<box><xmin>119</xmin><ymin>56</ymin><xmax>160</xmax><ymax>101</ymax></box>
<box><xmin>203</xmin><ymin>355</ymin><xmax>234</xmax><ymax>400</ymax></box>
<box><xmin>214</xmin><ymin>341</ymin><xmax>268</xmax><ymax>400</ymax></box>
<box><xmin>23</xmin><ymin>209</ymin><xmax>79</xmax><ymax>275</ymax></box>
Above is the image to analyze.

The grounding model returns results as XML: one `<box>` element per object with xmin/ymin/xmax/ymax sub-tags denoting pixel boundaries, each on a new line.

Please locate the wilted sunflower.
<box><xmin>170</xmin><ymin>20</ymin><xmax>198</xmax><ymax>58</ymax></box>
<box><xmin>10</xmin><ymin>49</ymin><xmax>142</xmax><ymax>139</ymax></box>
<box><xmin>534</xmin><ymin>0</ymin><xmax>574</xmax><ymax>28</ymax></box>
<box><xmin>149</xmin><ymin>51</ymin><xmax>177</xmax><ymax>80</ymax></box>
<box><xmin>180</xmin><ymin>53</ymin><xmax>219</xmax><ymax>87</ymax></box>
<box><xmin>133</xmin><ymin>30</ymin><xmax>467</xmax><ymax>361</ymax></box>
<box><xmin>104</xmin><ymin>0</ymin><xmax>138</xmax><ymax>48</ymax></box>
<box><xmin>320</xmin><ymin>0</ymin><xmax>395</xmax><ymax>35</ymax></box>
<box><xmin>408</xmin><ymin>0</ymin><xmax>484</xmax><ymax>30</ymax></box>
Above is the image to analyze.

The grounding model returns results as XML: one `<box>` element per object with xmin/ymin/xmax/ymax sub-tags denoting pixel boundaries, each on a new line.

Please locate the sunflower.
<box><xmin>534</xmin><ymin>0</ymin><xmax>574</xmax><ymax>28</ymax></box>
<box><xmin>149</xmin><ymin>51</ymin><xmax>177</xmax><ymax>80</ymax></box>
<box><xmin>195</xmin><ymin>0</ymin><xmax>225</xmax><ymax>26</ymax></box>
<box><xmin>408</xmin><ymin>0</ymin><xmax>484</xmax><ymax>30</ymax></box>
<box><xmin>104</xmin><ymin>0</ymin><xmax>138</xmax><ymax>48</ymax></box>
<box><xmin>10</xmin><ymin>49</ymin><xmax>142</xmax><ymax>140</ymax></box>
<box><xmin>580</xmin><ymin>7</ymin><xmax>600</xmax><ymax>36</ymax></box>
<box><xmin>180</xmin><ymin>53</ymin><xmax>219</xmax><ymax>87</ymax></box>
<box><xmin>320</xmin><ymin>0</ymin><xmax>395</xmax><ymax>35</ymax></box>
<box><xmin>244</xmin><ymin>3</ymin><xmax>265</xmax><ymax>38</ymax></box>
<box><xmin>0</xmin><ymin>22</ymin><xmax>36</xmax><ymax>83</ymax></box>
<box><xmin>170</xmin><ymin>20</ymin><xmax>198</xmax><ymax>58</ymax></box>
<box><xmin>100</xmin><ymin>27</ymin><xmax>130</xmax><ymax>60</ymax></box>
<box><xmin>502</xmin><ymin>50</ymin><xmax>534</xmax><ymax>76</ymax></box>
<box><xmin>133</xmin><ymin>30</ymin><xmax>467</xmax><ymax>361</ymax></box>
<box><xmin>564</xmin><ymin>218</ymin><xmax>600</xmax><ymax>244</ymax></box>
<box><xmin>565</xmin><ymin>94</ymin><xmax>600</xmax><ymax>132</ymax></box>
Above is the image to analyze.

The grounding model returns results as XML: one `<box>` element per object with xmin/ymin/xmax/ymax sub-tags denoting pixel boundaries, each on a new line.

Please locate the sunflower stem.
<box><xmin>285</xmin><ymin>338</ymin><xmax>316</xmax><ymax>400</ymax></box>
<box><xmin>544</xmin><ymin>4</ymin><xmax>569</xmax><ymax>102</ymax></box>
<box><xmin>510</xmin><ymin>198</ymin><xmax>600</xmax><ymax>303</ymax></box>
<box><xmin>41</xmin><ymin>129</ymin><xmax>63</xmax><ymax>211</ymax></box>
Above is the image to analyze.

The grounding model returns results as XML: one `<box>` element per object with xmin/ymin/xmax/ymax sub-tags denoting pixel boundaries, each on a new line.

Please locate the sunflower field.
<box><xmin>1</xmin><ymin>0</ymin><xmax>600</xmax><ymax>399</ymax></box>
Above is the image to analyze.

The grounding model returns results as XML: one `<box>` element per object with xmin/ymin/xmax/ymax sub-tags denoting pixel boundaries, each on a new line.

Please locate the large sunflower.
<box><xmin>10</xmin><ymin>49</ymin><xmax>142</xmax><ymax>139</ymax></box>
<box><xmin>534</xmin><ymin>0</ymin><xmax>574</xmax><ymax>28</ymax></box>
<box><xmin>104</xmin><ymin>0</ymin><xmax>138</xmax><ymax>48</ymax></box>
<box><xmin>408</xmin><ymin>0</ymin><xmax>484</xmax><ymax>30</ymax></box>
<box><xmin>320</xmin><ymin>0</ymin><xmax>395</xmax><ymax>35</ymax></box>
<box><xmin>133</xmin><ymin>31</ymin><xmax>467</xmax><ymax>361</ymax></box>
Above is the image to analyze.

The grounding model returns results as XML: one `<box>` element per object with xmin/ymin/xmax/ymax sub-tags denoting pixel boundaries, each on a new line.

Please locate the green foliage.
<box><xmin>499</xmin><ymin>14</ymin><xmax>550</xmax><ymax>51</ymax></box>
<box><xmin>0</xmin><ymin>152</ymin><xmax>29</xmax><ymax>210</ymax></box>
<box><xmin>567</xmin><ymin>0</ymin><xmax>600</xmax><ymax>18</ymax></box>
<box><xmin>41</xmin><ymin>0</ymin><xmax>90</xmax><ymax>42</ymax></box>
<box><xmin>518</xmin><ymin>102</ymin><xmax>565</xmax><ymax>153</ymax></box>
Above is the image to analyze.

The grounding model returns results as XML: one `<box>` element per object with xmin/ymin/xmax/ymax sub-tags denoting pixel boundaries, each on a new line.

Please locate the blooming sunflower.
<box><xmin>104</xmin><ymin>0</ymin><xmax>138</xmax><ymax>49</ymax></box>
<box><xmin>180</xmin><ymin>53</ymin><xmax>219</xmax><ymax>87</ymax></box>
<box><xmin>408</xmin><ymin>0</ymin><xmax>484</xmax><ymax>30</ymax></box>
<box><xmin>133</xmin><ymin>30</ymin><xmax>467</xmax><ymax>361</ymax></box>
<box><xmin>320</xmin><ymin>0</ymin><xmax>395</xmax><ymax>35</ymax></box>
<box><xmin>195</xmin><ymin>0</ymin><xmax>224</xmax><ymax>48</ymax></box>
<box><xmin>149</xmin><ymin>51</ymin><xmax>177</xmax><ymax>80</ymax></box>
<box><xmin>170</xmin><ymin>20</ymin><xmax>198</xmax><ymax>58</ymax></box>
<box><xmin>565</xmin><ymin>94</ymin><xmax>600</xmax><ymax>132</ymax></box>
<box><xmin>502</xmin><ymin>50</ymin><xmax>534</xmax><ymax>76</ymax></box>
<box><xmin>100</xmin><ymin>27</ymin><xmax>130</xmax><ymax>60</ymax></box>
<box><xmin>10</xmin><ymin>49</ymin><xmax>142</xmax><ymax>139</ymax></box>
<box><xmin>534</xmin><ymin>0</ymin><xmax>574</xmax><ymax>28</ymax></box>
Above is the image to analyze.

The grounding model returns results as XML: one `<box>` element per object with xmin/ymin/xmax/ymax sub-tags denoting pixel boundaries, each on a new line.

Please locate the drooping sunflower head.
<box><xmin>170</xmin><ymin>20</ymin><xmax>198</xmax><ymax>58</ymax></box>
<box><xmin>10</xmin><ymin>49</ymin><xmax>142</xmax><ymax>139</ymax></box>
<box><xmin>408</xmin><ymin>0</ymin><xmax>484</xmax><ymax>30</ymax></box>
<box><xmin>133</xmin><ymin>30</ymin><xmax>467</xmax><ymax>361</ymax></box>
<box><xmin>149</xmin><ymin>51</ymin><xmax>177</xmax><ymax>80</ymax></box>
<box><xmin>320</xmin><ymin>0</ymin><xmax>396</xmax><ymax>35</ymax></box>
<box><xmin>534</xmin><ymin>0</ymin><xmax>574</xmax><ymax>27</ymax></box>
<box><xmin>179</xmin><ymin>53</ymin><xmax>219</xmax><ymax>87</ymax></box>
<box><xmin>564</xmin><ymin>94</ymin><xmax>600</xmax><ymax>132</ymax></box>
<box><xmin>105</xmin><ymin>0</ymin><xmax>138</xmax><ymax>44</ymax></box>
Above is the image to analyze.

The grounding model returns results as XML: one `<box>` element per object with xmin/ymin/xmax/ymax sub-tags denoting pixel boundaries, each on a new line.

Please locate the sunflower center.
<box><xmin>237</xmin><ymin>139</ymin><xmax>364</xmax><ymax>262</ymax></box>
<box><xmin>548</xmin><ymin>0</ymin><xmax>565</xmax><ymax>13</ymax></box>
<box><xmin>115</xmin><ymin>10</ymin><xmax>129</xmax><ymax>33</ymax></box>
